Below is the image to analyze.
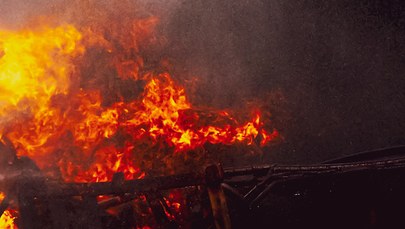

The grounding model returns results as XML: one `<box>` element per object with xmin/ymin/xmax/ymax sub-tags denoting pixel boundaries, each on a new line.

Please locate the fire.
<box><xmin>0</xmin><ymin>24</ymin><xmax>83</xmax><ymax>110</ymax></box>
<box><xmin>0</xmin><ymin>25</ymin><xmax>84</xmax><ymax>165</ymax></box>
<box><xmin>0</xmin><ymin>18</ymin><xmax>279</xmax><ymax>227</ymax></box>
<box><xmin>130</xmin><ymin>73</ymin><xmax>275</xmax><ymax>151</ymax></box>
<box><xmin>59</xmin><ymin>72</ymin><xmax>277</xmax><ymax>183</ymax></box>
<box><xmin>0</xmin><ymin>192</ymin><xmax>17</xmax><ymax>229</ymax></box>
<box><xmin>0</xmin><ymin>209</ymin><xmax>17</xmax><ymax>229</ymax></box>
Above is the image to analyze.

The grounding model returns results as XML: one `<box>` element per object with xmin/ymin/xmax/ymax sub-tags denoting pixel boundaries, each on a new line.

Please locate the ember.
<box><xmin>0</xmin><ymin>10</ymin><xmax>278</xmax><ymax>228</ymax></box>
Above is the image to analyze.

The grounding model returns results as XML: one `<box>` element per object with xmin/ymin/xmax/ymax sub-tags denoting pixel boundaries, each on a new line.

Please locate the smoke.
<box><xmin>0</xmin><ymin>0</ymin><xmax>180</xmax><ymax>28</ymax></box>
<box><xmin>162</xmin><ymin>0</ymin><xmax>405</xmax><ymax>163</ymax></box>
<box><xmin>0</xmin><ymin>0</ymin><xmax>404</xmax><ymax>165</ymax></box>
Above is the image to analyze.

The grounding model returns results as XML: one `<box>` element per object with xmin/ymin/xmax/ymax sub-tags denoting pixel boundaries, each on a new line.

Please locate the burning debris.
<box><xmin>0</xmin><ymin>23</ymin><xmax>278</xmax><ymax>180</ymax></box>
<box><xmin>0</xmin><ymin>2</ymin><xmax>279</xmax><ymax>228</ymax></box>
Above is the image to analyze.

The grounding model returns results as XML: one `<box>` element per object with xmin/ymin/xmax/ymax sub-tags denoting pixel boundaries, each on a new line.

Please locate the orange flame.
<box><xmin>0</xmin><ymin>22</ymin><xmax>279</xmax><ymax>181</ymax></box>
<box><xmin>0</xmin><ymin>210</ymin><xmax>17</xmax><ymax>229</ymax></box>
<box><xmin>0</xmin><ymin>19</ymin><xmax>279</xmax><ymax>227</ymax></box>
<box><xmin>0</xmin><ymin>25</ymin><xmax>83</xmax><ymax>109</ymax></box>
<box><xmin>0</xmin><ymin>193</ymin><xmax>18</xmax><ymax>229</ymax></box>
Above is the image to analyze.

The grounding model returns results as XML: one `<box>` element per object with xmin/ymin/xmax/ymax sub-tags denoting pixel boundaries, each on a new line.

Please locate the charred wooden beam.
<box><xmin>12</xmin><ymin>172</ymin><xmax>204</xmax><ymax>198</ymax></box>
<box><xmin>4</xmin><ymin>153</ymin><xmax>405</xmax><ymax>229</ymax></box>
<box><xmin>145</xmin><ymin>192</ymin><xmax>179</xmax><ymax>229</ymax></box>
<box><xmin>82</xmin><ymin>196</ymin><xmax>103</xmax><ymax>229</ymax></box>
<box><xmin>223</xmin><ymin>157</ymin><xmax>405</xmax><ymax>179</ymax></box>
<box><xmin>205</xmin><ymin>164</ymin><xmax>232</xmax><ymax>229</ymax></box>
<box><xmin>2</xmin><ymin>157</ymin><xmax>404</xmax><ymax>203</ymax></box>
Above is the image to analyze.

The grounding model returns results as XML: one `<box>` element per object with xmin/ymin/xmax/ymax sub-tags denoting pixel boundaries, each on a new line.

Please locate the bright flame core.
<box><xmin>0</xmin><ymin>25</ymin><xmax>83</xmax><ymax>108</ymax></box>
<box><xmin>0</xmin><ymin>23</ymin><xmax>278</xmax><ymax>182</ymax></box>
<box><xmin>0</xmin><ymin>21</ymin><xmax>279</xmax><ymax>227</ymax></box>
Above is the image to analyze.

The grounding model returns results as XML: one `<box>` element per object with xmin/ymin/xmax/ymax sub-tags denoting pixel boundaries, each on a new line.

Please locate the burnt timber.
<box><xmin>2</xmin><ymin>146</ymin><xmax>405</xmax><ymax>228</ymax></box>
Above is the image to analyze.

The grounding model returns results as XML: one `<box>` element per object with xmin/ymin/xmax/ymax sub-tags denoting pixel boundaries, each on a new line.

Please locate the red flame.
<box><xmin>0</xmin><ymin>16</ymin><xmax>279</xmax><ymax>227</ymax></box>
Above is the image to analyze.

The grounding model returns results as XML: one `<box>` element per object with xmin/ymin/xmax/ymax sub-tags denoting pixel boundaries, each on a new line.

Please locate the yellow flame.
<box><xmin>0</xmin><ymin>193</ymin><xmax>17</xmax><ymax>229</ymax></box>
<box><xmin>0</xmin><ymin>25</ymin><xmax>83</xmax><ymax>109</ymax></box>
<box><xmin>0</xmin><ymin>25</ymin><xmax>84</xmax><ymax>160</ymax></box>
<box><xmin>0</xmin><ymin>210</ymin><xmax>17</xmax><ymax>229</ymax></box>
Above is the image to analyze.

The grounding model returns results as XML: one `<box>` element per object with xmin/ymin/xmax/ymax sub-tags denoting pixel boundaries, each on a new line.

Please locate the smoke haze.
<box><xmin>0</xmin><ymin>0</ymin><xmax>404</xmax><ymax>164</ymax></box>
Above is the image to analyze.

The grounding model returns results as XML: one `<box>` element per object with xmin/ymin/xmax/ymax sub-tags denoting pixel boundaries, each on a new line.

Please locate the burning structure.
<box><xmin>0</xmin><ymin>0</ymin><xmax>404</xmax><ymax>228</ymax></box>
<box><xmin>0</xmin><ymin>1</ymin><xmax>280</xmax><ymax>228</ymax></box>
